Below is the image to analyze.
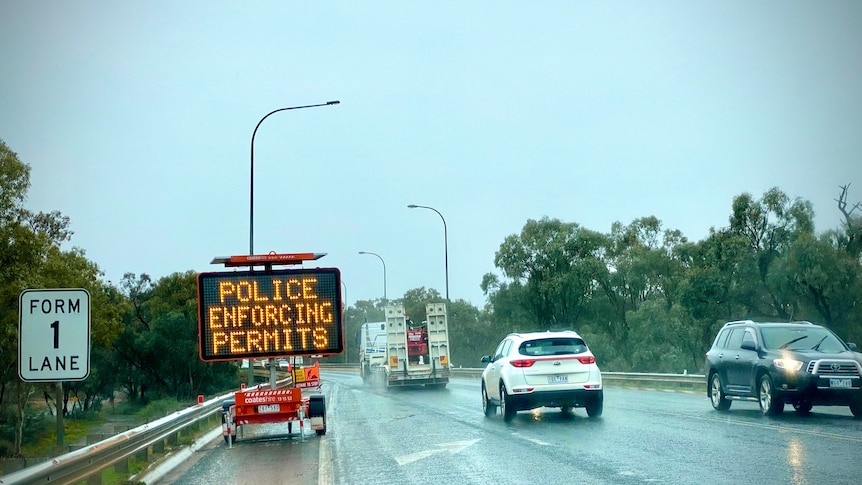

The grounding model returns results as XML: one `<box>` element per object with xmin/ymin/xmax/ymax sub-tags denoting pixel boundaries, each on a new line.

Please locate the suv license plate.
<box><xmin>830</xmin><ymin>378</ymin><xmax>852</xmax><ymax>389</ymax></box>
<box><xmin>258</xmin><ymin>404</ymin><xmax>280</xmax><ymax>413</ymax></box>
<box><xmin>548</xmin><ymin>375</ymin><xmax>568</xmax><ymax>384</ymax></box>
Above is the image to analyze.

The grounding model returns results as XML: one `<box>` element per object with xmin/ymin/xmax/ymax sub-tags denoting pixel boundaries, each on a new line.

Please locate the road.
<box><xmin>160</xmin><ymin>370</ymin><xmax>862</xmax><ymax>485</ymax></box>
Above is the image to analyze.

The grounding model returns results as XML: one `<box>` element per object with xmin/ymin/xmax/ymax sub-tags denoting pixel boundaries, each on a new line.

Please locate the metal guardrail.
<box><xmin>0</xmin><ymin>373</ymin><xmax>299</xmax><ymax>485</ymax></box>
<box><xmin>1</xmin><ymin>366</ymin><xmax>705</xmax><ymax>483</ymax></box>
<box><xmin>321</xmin><ymin>364</ymin><xmax>707</xmax><ymax>389</ymax></box>
<box><xmin>0</xmin><ymin>392</ymin><xmax>231</xmax><ymax>485</ymax></box>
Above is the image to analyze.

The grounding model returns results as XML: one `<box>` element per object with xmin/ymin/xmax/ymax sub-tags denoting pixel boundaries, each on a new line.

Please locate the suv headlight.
<box><xmin>774</xmin><ymin>358</ymin><xmax>804</xmax><ymax>372</ymax></box>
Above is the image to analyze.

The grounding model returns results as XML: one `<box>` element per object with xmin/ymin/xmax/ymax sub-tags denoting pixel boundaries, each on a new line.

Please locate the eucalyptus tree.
<box><xmin>113</xmin><ymin>271</ymin><xmax>237</xmax><ymax>401</ymax></box>
<box><xmin>728</xmin><ymin>187</ymin><xmax>815</xmax><ymax>318</ymax></box>
<box><xmin>493</xmin><ymin>217</ymin><xmax>605</xmax><ymax>329</ymax></box>
<box><xmin>674</xmin><ymin>229</ymin><xmax>756</xmax><ymax>349</ymax></box>
<box><xmin>599</xmin><ymin>217</ymin><xmax>691</xmax><ymax>368</ymax></box>
<box><xmin>833</xmin><ymin>183</ymin><xmax>861</xmax><ymax>258</ymax></box>
<box><xmin>0</xmin><ymin>139</ymin><xmax>122</xmax><ymax>456</ymax></box>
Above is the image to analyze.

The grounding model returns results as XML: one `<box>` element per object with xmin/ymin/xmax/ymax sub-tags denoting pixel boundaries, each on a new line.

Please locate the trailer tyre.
<box><xmin>309</xmin><ymin>395</ymin><xmax>327</xmax><ymax>436</ymax></box>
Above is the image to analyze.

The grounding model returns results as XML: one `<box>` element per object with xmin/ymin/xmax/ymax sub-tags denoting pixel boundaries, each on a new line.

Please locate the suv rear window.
<box><xmin>519</xmin><ymin>338</ymin><xmax>587</xmax><ymax>356</ymax></box>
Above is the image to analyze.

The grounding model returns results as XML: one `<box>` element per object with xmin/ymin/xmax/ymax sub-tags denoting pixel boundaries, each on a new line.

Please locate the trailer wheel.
<box><xmin>309</xmin><ymin>395</ymin><xmax>327</xmax><ymax>436</ymax></box>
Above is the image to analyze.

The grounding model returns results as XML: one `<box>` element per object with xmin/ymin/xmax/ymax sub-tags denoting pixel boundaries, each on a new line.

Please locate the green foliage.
<box><xmin>132</xmin><ymin>398</ymin><xmax>193</xmax><ymax>421</ymax></box>
<box><xmin>485</xmin><ymin>186</ymin><xmax>861</xmax><ymax>374</ymax></box>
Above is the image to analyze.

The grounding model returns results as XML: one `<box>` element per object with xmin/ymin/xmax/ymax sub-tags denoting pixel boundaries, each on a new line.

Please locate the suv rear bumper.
<box><xmin>506</xmin><ymin>388</ymin><xmax>602</xmax><ymax>411</ymax></box>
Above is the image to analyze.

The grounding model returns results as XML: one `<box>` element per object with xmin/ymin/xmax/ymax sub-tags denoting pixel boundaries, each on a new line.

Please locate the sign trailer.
<box><xmin>199</xmin><ymin>252</ymin><xmax>341</xmax><ymax>445</ymax></box>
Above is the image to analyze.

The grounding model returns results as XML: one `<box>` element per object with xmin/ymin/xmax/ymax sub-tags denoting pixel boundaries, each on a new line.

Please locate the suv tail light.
<box><xmin>510</xmin><ymin>359</ymin><xmax>536</xmax><ymax>368</ymax></box>
<box><xmin>577</xmin><ymin>356</ymin><xmax>595</xmax><ymax>365</ymax></box>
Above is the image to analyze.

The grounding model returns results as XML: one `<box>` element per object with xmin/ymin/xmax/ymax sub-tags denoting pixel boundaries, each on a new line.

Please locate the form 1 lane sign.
<box><xmin>18</xmin><ymin>288</ymin><xmax>91</xmax><ymax>382</ymax></box>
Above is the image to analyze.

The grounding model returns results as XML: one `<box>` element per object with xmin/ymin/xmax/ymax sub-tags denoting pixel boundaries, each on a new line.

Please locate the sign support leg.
<box><xmin>55</xmin><ymin>381</ymin><xmax>64</xmax><ymax>449</ymax></box>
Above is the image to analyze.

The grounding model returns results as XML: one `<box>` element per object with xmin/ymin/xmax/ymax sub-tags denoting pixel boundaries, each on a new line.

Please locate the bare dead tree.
<box><xmin>835</xmin><ymin>183</ymin><xmax>862</xmax><ymax>256</ymax></box>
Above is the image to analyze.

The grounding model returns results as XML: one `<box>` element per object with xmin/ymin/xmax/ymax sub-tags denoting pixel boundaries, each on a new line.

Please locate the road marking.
<box><xmin>394</xmin><ymin>439</ymin><xmax>480</xmax><ymax>465</ymax></box>
<box><xmin>318</xmin><ymin>384</ymin><xmax>338</xmax><ymax>485</ymax></box>
<box><xmin>614</xmin><ymin>404</ymin><xmax>862</xmax><ymax>444</ymax></box>
<box><xmin>511</xmin><ymin>432</ymin><xmax>551</xmax><ymax>446</ymax></box>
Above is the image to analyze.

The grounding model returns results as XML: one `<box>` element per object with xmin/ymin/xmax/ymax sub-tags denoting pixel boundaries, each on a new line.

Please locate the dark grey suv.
<box><xmin>705</xmin><ymin>320</ymin><xmax>862</xmax><ymax>417</ymax></box>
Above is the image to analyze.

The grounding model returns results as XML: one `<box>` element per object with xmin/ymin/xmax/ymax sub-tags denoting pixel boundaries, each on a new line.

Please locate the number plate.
<box><xmin>829</xmin><ymin>378</ymin><xmax>852</xmax><ymax>389</ymax></box>
<box><xmin>548</xmin><ymin>375</ymin><xmax>568</xmax><ymax>384</ymax></box>
<box><xmin>257</xmin><ymin>404</ymin><xmax>280</xmax><ymax>413</ymax></box>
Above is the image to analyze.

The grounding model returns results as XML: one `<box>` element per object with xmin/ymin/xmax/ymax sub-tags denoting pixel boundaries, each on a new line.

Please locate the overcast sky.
<box><xmin>2</xmin><ymin>1</ymin><xmax>860</xmax><ymax>308</ymax></box>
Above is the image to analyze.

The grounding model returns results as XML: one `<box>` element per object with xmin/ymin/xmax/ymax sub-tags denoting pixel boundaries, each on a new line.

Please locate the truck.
<box><xmin>359</xmin><ymin>303</ymin><xmax>451</xmax><ymax>389</ymax></box>
<box><xmin>359</xmin><ymin>320</ymin><xmax>387</xmax><ymax>383</ymax></box>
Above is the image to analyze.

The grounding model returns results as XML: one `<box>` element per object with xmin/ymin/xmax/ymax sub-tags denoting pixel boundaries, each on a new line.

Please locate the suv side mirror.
<box><xmin>848</xmin><ymin>342</ymin><xmax>858</xmax><ymax>351</ymax></box>
<box><xmin>741</xmin><ymin>341</ymin><xmax>757</xmax><ymax>351</ymax></box>
<box><xmin>481</xmin><ymin>355</ymin><xmax>492</xmax><ymax>364</ymax></box>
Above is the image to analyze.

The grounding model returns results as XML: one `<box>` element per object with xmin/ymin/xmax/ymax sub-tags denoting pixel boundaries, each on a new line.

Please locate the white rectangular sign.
<box><xmin>18</xmin><ymin>288</ymin><xmax>91</xmax><ymax>382</ymax></box>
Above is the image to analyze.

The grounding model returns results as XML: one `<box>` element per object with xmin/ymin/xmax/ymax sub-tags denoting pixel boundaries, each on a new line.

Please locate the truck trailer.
<box><xmin>359</xmin><ymin>303</ymin><xmax>451</xmax><ymax>389</ymax></box>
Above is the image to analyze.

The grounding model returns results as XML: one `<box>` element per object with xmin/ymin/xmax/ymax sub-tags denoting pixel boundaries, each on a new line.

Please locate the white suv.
<box><xmin>480</xmin><ymin>330</ymin><xmax>603</xmax><ymax>421</ymax></box>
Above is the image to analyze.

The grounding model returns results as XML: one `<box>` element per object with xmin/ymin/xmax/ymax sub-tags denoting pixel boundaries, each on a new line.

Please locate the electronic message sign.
<box><xmin>197</xmin><ymin>268</ymin><xmax>343</xmax><ymax>362</ymax></box>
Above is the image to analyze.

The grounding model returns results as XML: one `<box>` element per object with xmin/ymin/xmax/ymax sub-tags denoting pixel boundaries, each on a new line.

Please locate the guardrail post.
<box><xmin>114</xmin><ymin>456</ymin><xmax>130</xmax><ymax>474</ymax></box>
<box><xmin>86</xmin><ymin>470</ymin><xmax>103</xmax><ymax>485</ymax></box>
<box><xmin>168</xmin><ymin>430</ymin><xmax>180</xmax><ymax>447</ymax></box>
<box><xmin>136</xmin><ymin>446</ymin><xmax>149</xmax><ymax>464</ymax></box>
<box><xmin>153</xmin><ymin>438</ymin><xmax>166</xmax><ymax>454</ymax></box>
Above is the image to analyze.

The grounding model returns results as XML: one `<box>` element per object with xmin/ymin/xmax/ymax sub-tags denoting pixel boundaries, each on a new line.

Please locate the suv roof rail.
<box><xmin>506</xmin><ymin>329</ymin><xmax>579</xmax><ymax>338</ymax></box>
<box><xmin>724</xmin><ymin>319</ymin><xmax>818</xmax><ymax>327</ymax></box>
<box><xmin>724</xmin><ymin>320</ymin><xmax>754</xmax><ymax>326</ymax></box>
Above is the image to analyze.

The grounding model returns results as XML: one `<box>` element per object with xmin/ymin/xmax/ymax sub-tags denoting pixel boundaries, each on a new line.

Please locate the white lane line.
<box><xmin>318</xmin><ymin>383</ymin><xmax>336</xmax><ymax>485</ymax></box>
<box><xmin>613</xmin><ymin>404</ymin><xmax>862</xmax><ymax>443</ymax></box>
<box><xmin>511</xmin><ymin>432</ymin><xmax>551</xmax><ymax>446</ymax></box>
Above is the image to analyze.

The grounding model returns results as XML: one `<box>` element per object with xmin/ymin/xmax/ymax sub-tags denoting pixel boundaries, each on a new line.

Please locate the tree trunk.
<box><xmin>13</xmin><ymin>380</ymin><xmax>32</xmax><ymax>457</ymax></box>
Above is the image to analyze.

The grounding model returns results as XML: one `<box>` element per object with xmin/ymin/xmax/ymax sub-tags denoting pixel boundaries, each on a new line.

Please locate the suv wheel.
<box><xmin>481</xmin><ymin>382</ymin><xmax>497</xmax><ymax>417</ymax></box>
<box><xmin>758</xmin><ymin>374</ymin><xmax>784</xmax><ymax>416</ymax></box>
<box><xmin>585</xmin><ymin>391</ymin><xmax>603</xmax><ymax>418</ymax></box>
<box><xmin>500</xmin><ymin>383</ymin><xmax>516</xmax><ymax>422</ymax></box>
<box><xmin>709</xmin><ymin>373</ymin><xmax>732</xmax><ymax>411</ymax></box>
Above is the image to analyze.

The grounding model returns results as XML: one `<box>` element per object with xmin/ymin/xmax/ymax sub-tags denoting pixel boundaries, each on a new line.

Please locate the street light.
<box><xmin>407</xmin><ymin>204</ymin><xmax>448</xmax><ymax>301</ymax></box>
<box><xmin>249</xmin><ymin>100</ymin><xmax>340</xmax><ymax>255</ymax></box>
<box><xmin>246</xmin><ymin>100</ymin><xmax>338</xmax><ymax>385</ymax></box>
<box><xmin>358</xmin><ymin>251</ymin><xmax>387</xmax><ymax>303</ymax></box>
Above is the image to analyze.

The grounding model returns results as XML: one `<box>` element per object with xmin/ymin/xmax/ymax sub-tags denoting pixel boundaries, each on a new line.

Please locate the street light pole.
<box><xmin>358</xmin><ymin>251</ymin><xmax>387</xmax><ymax>304</ymax></box>
<box><xmin>407</xmin><ymin>204</ymin><xmax>448</xmax><ymax>301</ymax></box>
<box><xmin>249</xmin><ymin>100</ymin><xmax>339</xmax><ymax>255</ymax></box>
<box><xmin>246</xmin><ymin>100</ymin><xmax>338</xmax><ymax>385</ymax></box>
